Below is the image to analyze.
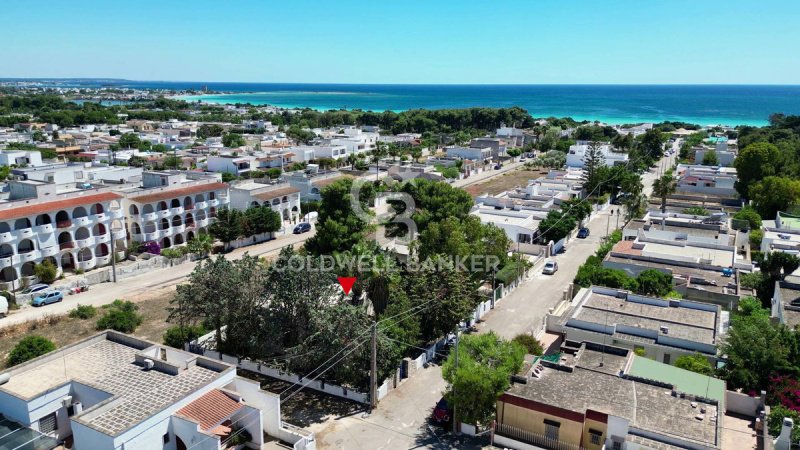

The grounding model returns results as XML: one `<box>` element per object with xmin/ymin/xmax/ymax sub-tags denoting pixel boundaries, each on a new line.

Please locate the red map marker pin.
<box><xmin>337</xmin><ymin>277</ymin><xmax>357</xmax><ymax>295</ymax></box>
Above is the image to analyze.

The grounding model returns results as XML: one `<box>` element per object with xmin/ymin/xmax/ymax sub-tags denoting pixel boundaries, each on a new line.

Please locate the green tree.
<box><xmin>442</xmin><ymin>332</ymin><xmax>525</xmax><ymax>426</ymax></box>
<box><xmin>582</xmin><ymin>141</ymin><xmax>606</xmax><ymax>194</ymax></box>
<box><xmin>222</xmin><ymin>133</ymin><xmax>246</xmax><ymax>148</ymax></box>
<box><xmin>749</xmin><ymin>176</ymin><xmax>800</xmax><ymax>219</ymax></box>
<box><xmin>209</xmin><ymin>208</ymin><xmax>243</xmax><ymax>250</ymax></box>
<box><xmin>266</xmin><ymin>167</ymin><xmax>282</xmax><ymax>179</ymax></box>
<box><xmin>733</xmin><ymin>142</ymin><xmax>782</xmax><ymax>198</ymax></box>
<box><xmin>186</xmin><ymin>232</ymin><xmax>213</xmax><ymax>257</ymax></box>
<box><xmin>7</xmin><ymin>335</ymin><xmax>56</xmax><ymax>367</ymax></box>
<box><xmin>701</xmin><ymin>150</ymin><xmax>718</xmax><ymax>166</ymax></box>
<box><xmin>305</xmin><ymin>178</ymin><xmax>373</xmax><ymax>255</ymax></box>
<box><xmin>538</xmin><ymin>210</ymin><xmax>576</xmax><ymax>243</ymax></box>
<box><xmin>733</xmin><ymin>206</ymin><xmax>762</xmax><ymax>230</ymax></box>
<box><xmin>33</xmin><ymin>260</ymin><xmax>58</xmax><ymax>283</ymax></box>
<box><xmin>652</xmin><ymin>173</ymin><xmax>677</xmax><ymax>213</ymax></box>
<box><xmin>118</xmin><ymin>132</ymin><xmax>141</xmax><ymax>149</ymax></box>
<box><xmin>673</xmin><ymin>353</ymin><xmax>714</xmax><ymax>375</ymax></box>
<box><xmin>163</xmin><ymin>325</ymin><xmax>207</xmax><ymax>349</ymax></box>
<box><xmin>635</xmin><ymin>269</ymin><xmax>673</xmax><ymax>297</ymax></box>
<box><xmin>197</xmin><ymin>124</ymin><xmax>224</xmax><ymax>138</ymax></box>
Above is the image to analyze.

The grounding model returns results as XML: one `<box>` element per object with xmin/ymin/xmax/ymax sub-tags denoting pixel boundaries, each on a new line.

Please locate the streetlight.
<box><xmin>108</xmin><ymin>220</ymin><xmax>124</xmax><ymax>283</ymax></box>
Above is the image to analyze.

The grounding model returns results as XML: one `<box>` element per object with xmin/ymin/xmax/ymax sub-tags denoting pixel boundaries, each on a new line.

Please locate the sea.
<box><xmin>14</xmin><ymin>79</ymin><xmax>800</xmax><ymax>126</ymax></box>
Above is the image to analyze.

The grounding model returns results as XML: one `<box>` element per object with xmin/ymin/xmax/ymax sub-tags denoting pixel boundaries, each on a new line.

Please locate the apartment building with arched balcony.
<box><xmin>0</xmin><ymin>180</ymin><xmax>126</xmax><ymax>291</ymax></box>
<box><xmin>122</xmin><ymin>171</ymin><xmax>228</xmax><ymax>250</ymax></box>
<box><xmin>228</xmin><ymin>179</ymin><xmax>301</xmax><ymax>226</ymax></box>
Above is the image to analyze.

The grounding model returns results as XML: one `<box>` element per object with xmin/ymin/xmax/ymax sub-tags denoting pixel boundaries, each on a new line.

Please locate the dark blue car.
<box><xmin>577</xmin><ymin>227</ymin><xmax>590</xmax><ymax>239</ymax></box>
<box><xmin>293</xmin><ymin>223</ymin><xmax>311</xmax><ymax>234</ymax></box>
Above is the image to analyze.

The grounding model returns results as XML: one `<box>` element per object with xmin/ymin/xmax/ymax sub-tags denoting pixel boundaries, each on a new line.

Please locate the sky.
<box><xmin>3</xmin><ymin>0</ymin><xmax>800</xmax><ymax>84</ymax></box>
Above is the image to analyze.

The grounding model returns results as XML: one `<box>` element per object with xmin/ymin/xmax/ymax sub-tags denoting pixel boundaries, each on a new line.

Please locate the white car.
<box><xmin>542</xmin><ymin>260</ymin><xmax>558</xmax><ymax>275</ymax></box>
<box><xmin>20</xmin><ymin>284</ymin><xmax>49</xmax><ymax>295</ymax></box>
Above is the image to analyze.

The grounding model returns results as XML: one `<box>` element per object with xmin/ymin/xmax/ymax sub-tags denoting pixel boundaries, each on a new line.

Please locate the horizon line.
<box><xmin>2</xmin><ymin>78</ymin><xmax>800</xmax><ymax>87</ymax></box>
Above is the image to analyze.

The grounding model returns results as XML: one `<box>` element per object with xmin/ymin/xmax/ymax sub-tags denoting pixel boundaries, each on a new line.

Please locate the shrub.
<box><xmin>7</xmin><ymin>335</ymin><xmax>56</xmax><ymax>366</ymax></box>
<box><xmin>674</xmin><ymin>353</ymin><xmax>714</xmax><ymax>375</ymax></box>
<box><xmin>34</xmin><ymin>260</ymin><xmax>58</xmax><ymax>284</ymax></box>
<box><xmin>740</xmin><ymin>272</ymin><xmax>765</xmax><ymax>290</ymax></box>
<box><xmin>96</xmin><ymin>300</ymin><xmax>143</xmax><ymax>333</ymax></box>
<box><xmin>682</xmin><ymin>206</ymin><xmax>708</xmax><ymax>216</ymax></box>
<box><xmin>733</xmin><ymin>206</ymin><xmax>762</xmax><ymax>230</ymax></box>
<box><xmin>69</xmin><ymin>304</ymin><xmax>98</xmax><ymax>319</ymax></box>
<box><xmin>768</xmin><ymin>405</ymin><xmax>800</xmax><ymax>442</ymax></box>
<box><xmin>163</xmin><ymin>325</ymin><xmax>207</xmax><ymax>349</ymax></box>
<box><xmin>749</xmin><ymin>229</ymin><xmax>764</xmax><ymax>249</ymax></box>
<box><xmin>512</xmin><ymin>334</ymin><xmax>544</xmax><ymax>355</ymax></box>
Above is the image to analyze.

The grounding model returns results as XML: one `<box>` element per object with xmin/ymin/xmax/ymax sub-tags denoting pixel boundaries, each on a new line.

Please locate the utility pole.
<box><xmin>452</xmin><ymin>329</ymin><xmax>460</xmax><ymax>434</ymax></box>
<box><xmin>615</xmin><ymin>209</ymin><xmax>620</xmax><ymax>230</ymax></box>
<box><xmin>606</xmin><ymin>209</ymin><xmax>612</xmax><ymax>237</ymax></box>
<box><xmin>369</xmin><ymin>322</ymin><xmax>377</xmax><ymax>412</ymax></box>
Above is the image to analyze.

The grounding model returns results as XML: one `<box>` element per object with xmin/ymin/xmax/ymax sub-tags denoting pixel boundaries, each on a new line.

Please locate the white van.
<box><xmin>0</xmin><ymin>295</ymin><xmax>8</xmax><ymax>318</ymax></box>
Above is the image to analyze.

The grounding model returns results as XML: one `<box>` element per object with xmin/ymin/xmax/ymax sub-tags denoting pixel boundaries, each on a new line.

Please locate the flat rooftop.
<box><xmin>506</xmin><ymin>347</ymin><xmax>719</xmax><ymax>448</ymax></box>
<box><xmin>0</xmin><ymin>331</ymin><xmax>233</xmax><ymax>436</ymax></box>
<box><xmin>603</xmin><ymin>255</ymin><xmax>739</xmax><ymax>295</ymax></box>
<box><xmin>573</xmin><ymin>293</ymin><xmax>717</xmax><ymax>344</ymax></box>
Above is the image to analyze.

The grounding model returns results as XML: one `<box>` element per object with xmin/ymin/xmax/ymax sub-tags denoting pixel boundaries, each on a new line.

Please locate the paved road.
<box><xmin>0</xmin><ymin>230</ymin><xmax>314</xmax><ymax>329</ymax></box>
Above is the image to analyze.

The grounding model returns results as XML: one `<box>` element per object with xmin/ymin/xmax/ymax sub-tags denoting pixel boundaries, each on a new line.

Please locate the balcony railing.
<box><xmin>59</xmin><ymin>241</ymin><xmax>76</xmax><ymax>250</ymax></box>
<box><xmin>41</xmin><ymin>246</ymin><xmax>59</xmax><ymax>257</ymax></box>
<box><xmin>18</xmin><ymin>250</ymin><xmax>40</xmax><ymax>263</ymax></box>
<box><xmin>494</xmin><ymin>423</ymin><xmax>586</xmax><ymax>450</ymax></box>
<box><xmin>0</xmin><ymin>232</ymin><xmax>16</xmax><ymax>244</ymax></box>
<box><xmin>195</xmin><ymin>201</ymin><xmax>208</xmax><ymax>209</ymax></box>
<box><xmin>34</xmin><ymin>224</ymin><xmax>54</xmax><ymax>234</ymax></box>
<box><xmin>73</xmin><ymin>216</ymin><xmax>91</xmax><ymax>227</ymax></box>
<box><xmin>56</xmin><ymin>220</ymin><xmax>72</xmax><ymax>229</ymax></box>
<box><xmin>141</xmin><ymin>212</ymin><xmax>157</xmax><ymax>221</ymax></box>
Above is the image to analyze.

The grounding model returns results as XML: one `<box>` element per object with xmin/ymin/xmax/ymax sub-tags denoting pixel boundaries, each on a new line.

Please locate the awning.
<box><xmin>0</xmin><ymin>415</ymin><xmax>60</xmax><ymax>450</ymax></box>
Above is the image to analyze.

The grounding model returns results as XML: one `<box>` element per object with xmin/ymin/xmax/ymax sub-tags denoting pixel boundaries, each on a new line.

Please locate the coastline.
<box><xmin>174</xmin><ymin>93</ymin><xmax>770</xmax><ymax>127</ymax></box>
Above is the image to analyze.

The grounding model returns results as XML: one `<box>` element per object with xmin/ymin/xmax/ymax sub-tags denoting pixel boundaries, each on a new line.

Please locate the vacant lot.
<box><xmin>463</xmin><ymin>167</ymin><xmax>547</xmax><ymax>198</ymax></box>
<box><xmin>0</xmin><ymin>292</ymin><xmax>173</xmax><ymax>369</ymax></box>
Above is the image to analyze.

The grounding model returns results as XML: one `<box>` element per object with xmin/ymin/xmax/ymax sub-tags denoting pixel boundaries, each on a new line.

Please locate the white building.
<box><xmin>285</xmin><ymin>171</ymin><xmax>349</xmax><ymax>201</ymax></box>
<box><xmin>675</xmin><ymin>164</ymin><xmax>738</xmax><ymax>197</ymax></box>
<box><xmin>445</xmin><ymin>146</ymin><xmax>492</xmax><ymax>162</ymax></box>
<box><xmin>566</xmin><ymin>141</ymin><xmax>629</xmax><ymax>168</ymax></box>
<box><xmin>229</xmin><ymin>180</ymin><xmax>301</xmax><ymax>223</ymax></box>
<box><xmin>470</xmin><ymin>206</ymin><xmax>543</xmax><ymax>244</ymax></box>
<box><xmin>122</xmin><ymin>171</ymin><xmax>229</xmax><ymax>250</ymax></box>
<box><xmin>0</xmin><ymin>149</ymin><xmax>43</xmax><ymax>167</ymax></box>
<box><xmin>285</xmin><ymin>146</ymin><xmax>316</xmax><ymax>163</ymax></box>
<box><xmin>0</xmin><ymin>331</ymin><xmax>315</xmax><ymax>450</ymax></box>
<box><xmin>312</xmin><ymin>145</ymin><xmax>348</xmax><ymax>161</ymax></box>
<box><xmin>206</xmin><ymin>155</ymin><xmax>251</xmax><ymax>177</ymax></box>
<box><xmin>0</xmin><ymin>181</ymin><xmax>127</xmax><ymax>291</ymax></box>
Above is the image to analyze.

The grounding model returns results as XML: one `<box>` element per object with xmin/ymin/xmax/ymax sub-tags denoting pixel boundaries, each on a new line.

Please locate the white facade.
<box><xmin>0</xmin><ymin>181</ymin><xmax>127</xmax><ymax>291</ymax></box>
<box><xmin>123</xmin><ymin>171</ymin><xmax>229</xmax><ymax>250</ymax></box>
<box><xmin>445</xmin><ymin>146</ymin><xmax>492</xmax><ymax>161</ymax></box>
<box><xmin>229</xmin><ymin>181</ymin><xmax>301</xmax><ymax>223</ymax></box>
<box><xmin>0</xmin><ymin>149</ymin><xmax>43</xmax><ymax>167</ymax></box>
<box><xmin>566</xmin><ymin>141</ymin><xmax>629</xmax><ymax>168</ymax></box>
<box><xmin>313</xmin><ymin>145</ymin><xmax>348</xmax><ymax>160</ymax></box>
<box><xmin>206</xmin><ymin>155</ymin><xmax>251</xmax><ymax>176</ymax></box>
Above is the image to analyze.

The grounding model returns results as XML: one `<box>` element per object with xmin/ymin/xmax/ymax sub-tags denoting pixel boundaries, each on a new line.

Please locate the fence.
<box><xmin>494</xmin><ymin>423</ymin><xmax>586</xmax><ymax>450</ymax></box>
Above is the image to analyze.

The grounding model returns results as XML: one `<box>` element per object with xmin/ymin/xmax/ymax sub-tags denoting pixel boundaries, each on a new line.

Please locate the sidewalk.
<box><xmin>0</xmin><ymin>230</ymin><xmax>314</xmax><ymax>329</ymax></box>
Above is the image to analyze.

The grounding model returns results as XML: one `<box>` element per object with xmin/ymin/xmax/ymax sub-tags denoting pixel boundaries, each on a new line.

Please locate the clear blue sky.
<box><xmin>3</xmin><ymin>0</ymin><xmax>799</xmax><ymax>84</ymax></box>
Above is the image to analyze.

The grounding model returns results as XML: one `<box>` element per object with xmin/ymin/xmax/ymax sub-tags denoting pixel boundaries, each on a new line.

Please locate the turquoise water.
<box><xmin>35</xmin><ymin>80</ymin><xmax>800</xmax><ymax>126</ymax></box>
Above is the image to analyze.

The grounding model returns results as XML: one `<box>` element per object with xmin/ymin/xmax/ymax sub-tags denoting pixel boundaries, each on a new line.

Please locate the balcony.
<box><xmin>172</xmin><ymin>224</ymin><xmax>186</xmax><ymax>234</ymax></box>
<box><xmin>159</xmin><ymin>229</ymin><xmax>171</xmax><ymax>238</ymax></box>
<box><xmin>112</xmin><ymin>229</ymin><xmax>127</xmax><ymax>240</ymax></box>
<box><xmin>96</xmin><ymin>255</ymin><xmax>111</xmax><ymax>266</ymax></box>
<box><xmin>144</xmin><ymin>231</ymin><xmax>159</xmax><ymax>241</ymax></box>
<box><xmin>73</xmin><ymin>216</ymin><xmax>91</xmax><ymax>227</ymax></box>
<box><xmin>195</xmin><ymin>201</ymin><xmax>208</xmax><ymax>210</ymax></box>
<box><xmin>41</xmin><ymin>246</ymin><xmax>59</xmax><ymax>257</ymax></box>
<box><xmin>59</xmin><ymin>241</ymin><xmax>76</xmax><ymax>250</ymax></box>
<box><xmin>109</xmin><ymin>208</ymin><xmax>124</xmax><ymax>219</ymax></box>
<box><xmin>95</xmin><ymin>234</ymin><xmax>110</xmax><ymax>244</ymax></box>
<box><xmin>0</xmin><ymin>232</ymin><xmax>16</xmax><ymax>244</ymax></box>
<box><xmin>141</xmin><ymin>212</ymin><xmax>157</xmax><ymax>222</ymax></box>
<box><xmin>18</xmin><ymin>250</ymin><xmax>40</xmax><ymax>263</ymax></box>
<box><xmin>171</xmin><ymin>206</ymin><xmax>184</xmax><ymax>215</ymax></box>
<box><xmin>16</xmin><ymin>227</ymin><xmax>34</xmax><ymax>238</ymax></box>
<box><xmin>76</xmin><ymin>258</ymin><xmax>96</xmax><ymax>271</ymax></box>
<box><xmin>56</xmin><ymin>220</ymin><xmax>72</xmax><ymax>229</ymax></box>
<box><xmin>208</xmin><ymin>199</ymin><xmax>220</xmax><ymax>207</ymax></box>
<box><xmin>197</xmin><ymin>218</ymin><xmax>209</xmax><ymax>227</ymax></box>
<box><xmin>92</xmin><ymin>213</ymin><xmax>107</xmax><ymax>222</ymax></box>
<box><xmin>0</xmin><ymin>254</ymin><xmax>12</xmax><ymax>267</ymax></box>
<box><xmin>157</xmin><ymin>209</ymin><xmax>170</xmax><ymax>219</ymax></box>
<box><xmin>75</xmin><ymin>238</ymin><xmax>94</xmax><ymax>248</ymax></box>
<box><xmin>34</xmin><ymin>223</ymin><xmax>54</xmax><ymax>234</ymax></box>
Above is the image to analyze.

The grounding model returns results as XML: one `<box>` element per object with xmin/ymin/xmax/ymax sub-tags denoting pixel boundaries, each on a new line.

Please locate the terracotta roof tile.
<box><xmin>0</xmin><ymin>191</ymin><xmax>122</xmax><ymax>221</ymax></box>
<box><xmin>253</xmin><ymin>187</ymin><xmax>300</xmax><ymax>201</ymax></box>
<box><xmin>128</xmin><ymin>182</ymin><xmax>228</xmax><ymax>204</ymax></box>
<box><xmin>176</xmin><ymin>389</ymin><xmax>242</xmax><ymax>431</ymax></box>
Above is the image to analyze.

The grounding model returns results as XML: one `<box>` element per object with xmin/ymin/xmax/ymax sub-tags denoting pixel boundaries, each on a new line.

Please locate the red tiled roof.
<box><xmin>0</xmin><ymin>191</ymin><xmax>122</xmax><ymax>221</ymax></box>
<box><xmin>128</xmin><ymin>182</ymin><xmax>228</xmax><ymax>204</ymax></box>
<box><xmin>176</xmin><ymin>389</ymin><xmax>242</xmax><ymax>431</ymax></box>
<box><xmin>253</xmin><ymin>186</ymin><xmax>300</xmax><ymax>201</ymax></box>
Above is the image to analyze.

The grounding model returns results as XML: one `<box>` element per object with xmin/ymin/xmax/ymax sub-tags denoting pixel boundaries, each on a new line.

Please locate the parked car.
<box><xmin>293</xmin><ymin>223</ymin><xmax>312</xmax><ymax>234</ymax></box>
<box><xmin>32</xmin><ymin>291</ymin><xmax>63</xmax><ymax>307</ymax></box>
<box><xmin>494</xmin><ymin>164</ymin><xmax>502</xmax><ymax>170</ymax></box>
<box><xmin>432</xmin><ymin>398</ymin><xmax>451</xmax><ymax>424</ymax></box>
<box><xmin>577</xmin><ymin>227</ymin><xmax>590</xmax><ymax>239</ymax></box>
<box><xmin>542</xmin><ymin>260</ymin><xmax>558</xmax><ymax>275</ymax></box>
<box><xmin>20</xmin><ymin>284</ymin><xmax>49</xmax><ymax>295</ymax></box>
<box><xmin>0</xmin><ymin>295</ymin><xmax>8</xmax><ymax>318</ymax></box>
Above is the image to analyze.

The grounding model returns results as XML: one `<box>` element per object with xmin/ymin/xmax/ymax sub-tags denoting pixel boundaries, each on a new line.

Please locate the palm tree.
<box><xmin>652</xmin><ymin>174</ymin><xmax>677</xmax><ymax>213</ymax></box>
<box><xmin>187</xmin><ymin>232</ymin><xmax>213</xmax><ymax>258</ymax></box>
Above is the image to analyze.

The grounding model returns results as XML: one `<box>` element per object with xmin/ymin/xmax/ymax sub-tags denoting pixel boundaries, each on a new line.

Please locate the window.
<box><xmin>589</xmin><ymin>429</ymin><xmax>603</xmax><ymax>445</ymax></box>
<box><xmin>663</xmin><ymin>353</ymin><xmax>671</xmax><ymax>364</ymax></box>
<box><xmin>39</xmin><ymin>412</ymin><xmax>57</xmax><ymax>435</ymax></box>
<box><xmin>163</xmin><ymin>433</ymin><xmax>170</xmax><ymax>444</ymax></box>
<box><xmin>544</xmin><ymin>419</ymin><xmax>560</xmax><ymax>441</ymax></box>
<box><xmin>612</xmin><ymin>440</ymin><xmax>623</xmax><ymax>450</ymax></box>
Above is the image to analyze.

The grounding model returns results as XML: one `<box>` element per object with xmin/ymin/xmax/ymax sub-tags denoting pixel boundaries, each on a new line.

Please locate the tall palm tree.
<box><xmin>652</xmin><ymin>174</ymin><xmax>677</xmax><ymax>213</ymax></box>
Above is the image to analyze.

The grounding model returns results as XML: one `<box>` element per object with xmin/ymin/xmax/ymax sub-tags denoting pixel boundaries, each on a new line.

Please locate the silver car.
<box><xmin>542</xmin><ymin>260</ymin><xmax>558</xmax><ymax>275</ymax></box>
